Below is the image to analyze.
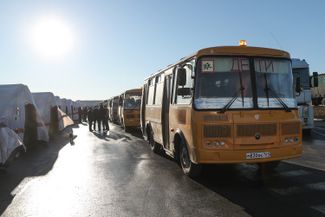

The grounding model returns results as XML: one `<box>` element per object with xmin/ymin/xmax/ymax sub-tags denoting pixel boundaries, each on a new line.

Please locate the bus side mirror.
<box><xmin>177</xmin><ymin>68</ymin><xmax>187</xmax><ymax>86</ymax></box>
<box><xmin>295</xmin><ymin>77</ymin><xmax>301</xmax><ymax>93</ymax></box>
<box><xmin>313</xmin><ymin>72</ymin><xmax>319</xmax><ymax>87</ymax></box>
<box><xmin>177</xmin><ymin>87</ymin><xmax>192</xmax><ymax>96</ymax></box>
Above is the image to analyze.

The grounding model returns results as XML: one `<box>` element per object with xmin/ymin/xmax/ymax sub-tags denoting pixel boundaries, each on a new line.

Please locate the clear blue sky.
<box><xmin>1</xmin><ymin>0</ymin><xmax>324</xmax><ymax>100</ymax></box>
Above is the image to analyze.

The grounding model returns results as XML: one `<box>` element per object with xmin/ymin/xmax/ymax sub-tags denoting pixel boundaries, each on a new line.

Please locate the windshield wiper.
<box><xmin>269</xmin><ymin>88</ymin><xmax>291</xmax><ymax>112</ymax></box>
<box><xmin>263</xmin><ymin>73</ymin><xmax>291</xmax><ymax>112</ymax></box>
<box><xmin>220</xmin><ymin>70</ymin><xmax>246</xmax><ymax>113</ymax></box>
<box><xmin>220</xmin><ymin>87</ymin><xmax>244</xmax><ymax>113</ymax></box>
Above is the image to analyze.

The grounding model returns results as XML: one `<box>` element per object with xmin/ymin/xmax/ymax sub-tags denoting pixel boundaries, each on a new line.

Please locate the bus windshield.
<box><xmin>194</xmin><ymin>57</ymin><xmax>296</xmax><ymax>110</ymax></box>
<box><xmin>255</xmin><ymin>58</ymin><xmax>295</xmax><ymax>108</ymax></box>
<box><xmin>124</xmin><ymin>93</ymin><xmax>141</xmax><ymax>109</ymax></box>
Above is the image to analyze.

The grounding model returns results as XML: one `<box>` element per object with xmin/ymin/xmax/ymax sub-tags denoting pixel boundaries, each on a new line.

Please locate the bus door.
<box><xmin>140</xmin><ymin>84</ymin><xmax>147</xmax><ymax>135</ymax></box>
<box><xmin>162</xmin><ymin>75</ymin><xmax>172</xmax><ymax>149</ymax></box>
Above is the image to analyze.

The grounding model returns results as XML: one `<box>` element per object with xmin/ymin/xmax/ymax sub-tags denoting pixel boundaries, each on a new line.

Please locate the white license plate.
<box><xmin>246</xmin><ymin>152</ymin><xmax>271</xmax><ymax>160</ymax></box>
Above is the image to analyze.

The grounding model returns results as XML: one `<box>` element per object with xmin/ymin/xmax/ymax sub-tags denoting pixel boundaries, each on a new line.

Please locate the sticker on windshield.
<box><xmin>202</xmin><ymin>60</ymin><xmax>214</xmax><ymax>72</ymax></box>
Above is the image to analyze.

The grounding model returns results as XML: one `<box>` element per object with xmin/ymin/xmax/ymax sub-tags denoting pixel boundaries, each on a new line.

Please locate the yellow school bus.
<box><xmin>119</xmin><ymin>88</ymin><xmax>142</xmax><ymax>131</ymax></box>
<box><xmin>109</xmin><ymin>96</ymin><xmax>120</xmax><ymax>124</ymax></box>
<box><xmin>140</xmin><ymin>43</ymin><xmax>302</xmax><ymax>177</ymax></box>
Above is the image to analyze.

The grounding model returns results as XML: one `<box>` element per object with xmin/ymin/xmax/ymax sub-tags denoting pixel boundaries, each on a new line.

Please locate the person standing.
<box><xmin>93</xmin><ymin>106</ymin><xmax>100</xmax><ymax>132</ymax></box>
<box><xmin>102</xmin><ymin>105</ymin><xmax>110</xmax><ymax>132</ymax></box>
<box><xmin>87</xmin><ymin>107</ymin><xmax>94</xmax><ymax>131</ymax></box>
<box><xmin>78</xmin><ymin>107</ymin><xmax>82</xmax><ymax>123</ymax></box>
<box><xmin>99</xmin><ymin>104</ymin><xmax>105</xmax><ymax>132</ymax></box>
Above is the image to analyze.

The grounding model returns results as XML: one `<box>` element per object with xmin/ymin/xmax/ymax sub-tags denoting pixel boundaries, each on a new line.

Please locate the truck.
<box><xmin>292</xmin><ymin>58</ymin><xmax>314</xmax><ymax>132</ymax></box>
<box><xmin>311</xmin><ymin>72</ymin><xmax>325</xmax><ymax>105</ymax></box>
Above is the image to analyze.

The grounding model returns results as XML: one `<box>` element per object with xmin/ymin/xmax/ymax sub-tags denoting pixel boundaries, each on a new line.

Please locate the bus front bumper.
<box><xmin>194</xmin><ymin>145</ymin><xmax>302</xmax><ymax>164</ymax></box>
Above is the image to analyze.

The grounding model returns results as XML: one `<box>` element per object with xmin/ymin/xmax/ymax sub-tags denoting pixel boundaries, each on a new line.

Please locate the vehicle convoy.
<box><xmin>140</xmin><ymin>41</ymin><xmax>302</xmax><ymax>177</ymax></box>
<box><xmin>311</xmin><ymin>72</ymin><xmax>324</xmax><ymax>105</ymax></box>
<box><xmin>118</xmin><ymin>88</ymin><xmax>142</xmax><ymax>131</ymax></box>
<box><xmin>291</xmin><ymin>58</ymin><xmax>314</xmax><ymax>132</ymax></box>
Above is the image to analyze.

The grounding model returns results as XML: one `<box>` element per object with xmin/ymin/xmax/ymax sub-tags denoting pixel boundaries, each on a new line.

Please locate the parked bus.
<box><xmin>141</xmin><ymin>42</ymin><xmax>302</xmax><ymax>177</ymax></box>
<box><xmin>109</xmin><ymin>96</ymin><xmax>120</xmax><ymax>124</ymax></box>
<box><xmin>118</xmin><ymin>88</ymin><xmax>142</xmax><ymax>131</ymax></box>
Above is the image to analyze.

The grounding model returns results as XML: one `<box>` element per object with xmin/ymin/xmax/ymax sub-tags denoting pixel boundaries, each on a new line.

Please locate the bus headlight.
<box><xmin>205</xmin><ymin>140</ymin><xmax>226</xmax><ymax>147</ymax></box>
<box><xmin>284</xmin><ymin>137</ymin><xmax>299</xmax><ymax>144</ymax></box>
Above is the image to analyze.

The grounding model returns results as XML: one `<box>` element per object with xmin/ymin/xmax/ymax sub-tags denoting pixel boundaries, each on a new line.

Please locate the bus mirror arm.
<box><xmin>295</xmin><ymin>77</ymin><xmax>301</xmax><ymax>94</ymax></box>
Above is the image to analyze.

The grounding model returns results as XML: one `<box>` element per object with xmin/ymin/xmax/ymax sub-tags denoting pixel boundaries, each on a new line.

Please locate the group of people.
<box><xmin>87</xmin><ymin>104</ymin><xmax>109</xmax><ymax>132</ymax></box>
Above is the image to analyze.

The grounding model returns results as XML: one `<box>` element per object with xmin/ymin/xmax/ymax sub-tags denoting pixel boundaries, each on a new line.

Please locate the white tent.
<box><xmin>32</xmin><ymin>92</ymin><xmax>56</xmax><ymax>128</ymax></box>
<box><xmin>55</xmin><ymin>96</ymin><xmax>63</xmax><ymax>110</ymax></box>
<box><xmin>32</xmin><ymin>92</ymin><xmax>74</xmax><ymax>135</ymax></box>
<box><xmin>59</xmin><ymin>98</ymin><xmax>72</xmax><ymax>118</ymax></box>
<box><xmin>0</xmin><ymin>125</ymin><xmax>24</xmax><ymax>165</ymax></box>
<box><xmin>0</xmin><ymin>84</ymin><xmax>49</xmax><ymax>149</ymax></box>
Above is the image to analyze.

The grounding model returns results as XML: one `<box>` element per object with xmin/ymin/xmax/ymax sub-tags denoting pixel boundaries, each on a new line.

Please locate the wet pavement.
<box><xmin>0</xmin><ymin>125</ymin><xmax>248</xmax><ymax>217</ymax></box>
<box><xmin>0</xmin><ymin>123</ymin><xmax>325</xmax><ymax>217</ymax></box>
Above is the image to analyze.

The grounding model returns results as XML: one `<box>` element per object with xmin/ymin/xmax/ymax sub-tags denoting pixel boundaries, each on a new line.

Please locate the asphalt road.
<box><xmin>0</xmin><ymin>123</ymin><xmax>325</xmax><ymax>217</ymax></box>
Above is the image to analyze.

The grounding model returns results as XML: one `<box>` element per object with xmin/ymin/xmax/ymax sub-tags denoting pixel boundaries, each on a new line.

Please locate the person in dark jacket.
<box><xmin>78</xmin><ymin>107</ymin><xmax>82</xmax><ymax>123</ymax></box>
<box><xmin>93</xmin><ymin>106</ymin><xmax>100</xmax><ymax>131</ymax></box>
<box><xmin>87</xmin><ymin>108</ymin><xmax>94</xmax><ymax>131</ymax></box>
<box><xmin>102</xmin><ymin>106</ymin><xmax>109</xmax><ymax>132</ymax></box>
<box><xmin>98</xmin><ymin>104</ymin><xmax>106</xmax><ymax>132</ymax></box>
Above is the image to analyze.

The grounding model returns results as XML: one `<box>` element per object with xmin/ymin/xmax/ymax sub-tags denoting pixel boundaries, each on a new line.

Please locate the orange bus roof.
<box><xmin>196</xmin><ymin>46</ymin><xmax>290</xmax><ymax>58</ymax></box>
<box><xmin>145</xmin><ymin>46</ymin><xmax>290</xmax><ymax>80</ymax></box>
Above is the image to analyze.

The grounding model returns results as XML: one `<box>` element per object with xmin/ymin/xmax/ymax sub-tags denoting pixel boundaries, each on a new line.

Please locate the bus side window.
<box><xmin>155</xmin><ymin>75</ymin><xmax>164</xmax><ymax>105</ymax></box>
<box><xmin>147</xmin><ymin>78</ymin><xmax>155</xmax><ymax>105</ymax></box>
<box><xmin>170</xmin><ymin>74</ymin><xmax>174</xmax><ymax>104</ymax></box>
<box><xmin>175</xmin><ymin>61</ymin><xmax>194</xmax><ymax>104</ymax></box>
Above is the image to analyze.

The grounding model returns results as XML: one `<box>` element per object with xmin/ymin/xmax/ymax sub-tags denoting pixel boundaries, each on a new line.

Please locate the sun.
<box><xmin>29</xmin><ymin>16</ymin><xmax>75</xmax><ymax>58</ymax></box>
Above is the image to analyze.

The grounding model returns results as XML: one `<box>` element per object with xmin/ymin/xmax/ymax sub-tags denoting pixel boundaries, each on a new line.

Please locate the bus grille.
<box><xmin>281</xmin><ymin>122</ymin><xmax>300</xmax><ymax>135</ymax></box>
<box><xmin>236</xmin><ymin>124</ymin><xmax>276</xmax><ymax>137</ymax></box>
<box><xmin>203</xmin><ymin>114</ymin><xmax>228</xmax><ymax>122</ymax></box>
<box><xmin>203</xmin><ymin>125</ymin><xmax>231</xmax><ymax>138</ymax></box>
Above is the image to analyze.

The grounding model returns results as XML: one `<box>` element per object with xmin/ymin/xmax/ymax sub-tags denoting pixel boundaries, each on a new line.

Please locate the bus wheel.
<box><xmin>258</xmin><ymin>161</ymin><xmax>280</xmax><ymax>172</ymax></box>
<box><xmin>148</xmin><ymin>129</ymin><xmax>160</xmax><ymax>153</ymax></box>
<box><xmin>179</xmin><ymin>142</ymin><xmax>201</xmax><ymax>177</ymax></box>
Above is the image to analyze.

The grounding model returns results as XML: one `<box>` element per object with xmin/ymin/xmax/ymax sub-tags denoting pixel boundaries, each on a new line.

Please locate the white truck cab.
<box><xmin>292</xmin><ymin>58</ymin><xmax>314</xmax><ymax>132</ymax></box>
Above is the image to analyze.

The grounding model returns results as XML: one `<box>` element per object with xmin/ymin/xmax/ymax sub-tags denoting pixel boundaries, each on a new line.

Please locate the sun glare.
<box><xmin>29</xmin><ymin>16</ymin><xmax>75</xmax><ymax>58</ymax></box>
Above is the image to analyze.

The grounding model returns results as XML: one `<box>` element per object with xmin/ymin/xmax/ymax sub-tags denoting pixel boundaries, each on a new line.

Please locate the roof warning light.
<box><xmin>239</xmin><ymin>40</ymin><xmax>247</xmax><ymax>46</ymax></box>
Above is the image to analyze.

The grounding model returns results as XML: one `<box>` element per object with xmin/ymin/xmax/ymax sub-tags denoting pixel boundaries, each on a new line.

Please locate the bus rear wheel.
<box><xmin>179</xmin><ymin>142</ymin><xmax>202</xmax><ymax>177</ymax></box>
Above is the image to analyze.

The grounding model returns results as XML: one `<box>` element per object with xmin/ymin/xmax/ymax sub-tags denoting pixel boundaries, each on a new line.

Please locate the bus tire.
<box><xmin>148</xmin><ymin>129</ymin><xmax>160</xmax><ymax>153</ymax></box>
<box><xmin>124</xmin><ymin>126</ymin><xmax>131</xmax><ymax>133</ymax></box>
<box><xmin>179</xmin><ymin>141</ymin><xmax>201</xmax><ymax>177</ymax></box>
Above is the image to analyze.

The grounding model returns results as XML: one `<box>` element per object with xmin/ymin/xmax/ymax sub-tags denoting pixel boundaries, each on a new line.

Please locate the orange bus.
<box><xmin>140</xmin><ymin>43</ymin><xmax>302</xmax><ymax>177</ymax></box>
<box><xmin>118</xmin><ymin>88</ymin><xmax>142</xmax><ymax>131</ymax></box>
<box><xmin>109</xmin><ymin>96</ymin><xmax>119</xmax><ymax>124</ymax></box>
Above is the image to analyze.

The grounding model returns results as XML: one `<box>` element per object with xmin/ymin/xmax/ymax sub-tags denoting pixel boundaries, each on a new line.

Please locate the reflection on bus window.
<box><xmin>124</xmin><ymin>94</ymin><xmax>141</xmax><ymax>109</ymax></box>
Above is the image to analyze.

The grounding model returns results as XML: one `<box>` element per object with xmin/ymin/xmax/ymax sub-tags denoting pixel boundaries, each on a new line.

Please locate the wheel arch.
<box><xmin>173</xmin><ymin>129</ymin><xmax>196</xmax><ymax>163</ymax></box>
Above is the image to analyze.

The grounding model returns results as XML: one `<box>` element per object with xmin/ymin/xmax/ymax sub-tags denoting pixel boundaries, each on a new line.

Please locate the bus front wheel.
<box><xmin>148</xmin><ymin>129</ymin><xmax>160</xmax><ymax>153</ymax></box>
<box><xmin>180</xmin><ymin>142</ymin><xmax>202</xmax><ymax>177</ymax></box>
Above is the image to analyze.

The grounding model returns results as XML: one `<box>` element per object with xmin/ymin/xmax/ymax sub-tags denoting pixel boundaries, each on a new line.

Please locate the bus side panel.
<box><xmin>169</xmin><ymin>105</ymin><xmax>194</xmax><ymax>159</ymax></box>
<box><xmin>145</xmin><ymin>106</ymin><xmax>163</xmax><ymax>145</ymax></box>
